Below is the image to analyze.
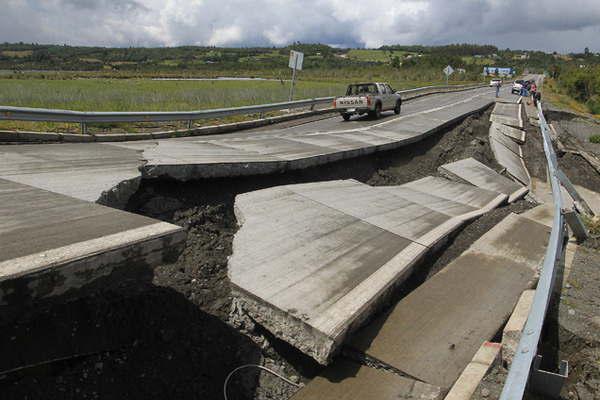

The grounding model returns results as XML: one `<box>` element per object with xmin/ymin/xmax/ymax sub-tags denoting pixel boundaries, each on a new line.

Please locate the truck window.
<box><xmin>346</xmin><ymin>84</ymin><xmax>378</xmax><ymax>95</ymax></box>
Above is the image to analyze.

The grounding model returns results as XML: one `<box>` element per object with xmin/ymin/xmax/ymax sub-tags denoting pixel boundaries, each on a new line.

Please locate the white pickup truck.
<box><xmin>333</xmin><ymin>82</ymin><xmax>402</xmax><ymax>120</ymax></box>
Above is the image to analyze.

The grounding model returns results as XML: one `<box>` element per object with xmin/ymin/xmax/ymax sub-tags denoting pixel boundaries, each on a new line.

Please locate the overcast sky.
<box><xmin>1</xmin><ymin>0</ymin><xmax>599</xmax><ymax>53</ymax></box>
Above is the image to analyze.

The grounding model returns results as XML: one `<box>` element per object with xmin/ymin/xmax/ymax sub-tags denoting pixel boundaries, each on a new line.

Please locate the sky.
<box><xmin>1</xmin><ymin>0</ymin><xmax>599</xmax><ymax>53</ymax></box>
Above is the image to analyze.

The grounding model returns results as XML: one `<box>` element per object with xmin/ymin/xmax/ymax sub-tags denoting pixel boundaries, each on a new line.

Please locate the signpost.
<box><xmin>288</xmin><ymin>50</ymin><xmax>304</xmax><ymax>102</ymax></box>
<box><xmin>443</xmin><ymin>65</ymin><xmax>454</xmax><ymax>85</ymax></box>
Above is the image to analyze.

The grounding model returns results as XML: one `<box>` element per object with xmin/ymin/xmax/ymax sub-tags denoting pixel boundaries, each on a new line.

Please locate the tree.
<box><xmin>584</xmin><ymin>47</ymin><xmax>590</xmax><ymax>56</ymax></box>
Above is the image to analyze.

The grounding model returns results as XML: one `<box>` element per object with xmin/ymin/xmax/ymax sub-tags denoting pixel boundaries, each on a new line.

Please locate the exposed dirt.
<box><xmin>521</xmin><ymin>110</ymin><xmax>547</xmax><ymax>181</ymax></box>
<box><xmin>1</xmin><ymin>105</ymin><xmax>535</xmax><ymax>400</ymax></box>
<box><xmin>558</xmin><ymin>153</ymin><xmax>600</xmax><ymax>194</ymax></box>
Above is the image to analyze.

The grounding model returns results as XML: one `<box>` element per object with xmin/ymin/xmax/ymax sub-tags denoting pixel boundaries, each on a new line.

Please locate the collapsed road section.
<box><xmin>229</xmin><ymin>163</ymin><xmax>527</xmax><ymax>365</ymax></box>
<box><xmin>1</xmin><ymin>86</ymin><xmax>526</xmax><ymax>399</ymax></box>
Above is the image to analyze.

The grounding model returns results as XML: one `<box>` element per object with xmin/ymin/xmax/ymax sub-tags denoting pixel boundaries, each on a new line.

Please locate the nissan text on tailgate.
<box><xmin>333</xmin><ymin>82</ymin><xmax>402</xmax><ymax>120</ymax></box>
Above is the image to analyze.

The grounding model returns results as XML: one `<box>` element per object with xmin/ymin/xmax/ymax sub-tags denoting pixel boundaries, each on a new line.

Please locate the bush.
<box><xmin>589</xmin><ymin>134</ymin><xmax>600</xmax><ymax>144</ymax></box>
<box><xmin>587</xmin><ymin>97</ymin><xmax>600</xmax><ymax>114</ymax></box>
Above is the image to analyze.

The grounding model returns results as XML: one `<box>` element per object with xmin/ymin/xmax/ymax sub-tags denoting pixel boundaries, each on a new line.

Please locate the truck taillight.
<box><xmin>366</xmin><ymin>96</ymin><xmax>372</xmax><ymax>106</ymax></box>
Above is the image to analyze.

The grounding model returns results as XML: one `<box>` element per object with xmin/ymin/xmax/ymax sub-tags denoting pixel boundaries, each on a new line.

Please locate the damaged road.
<box><xmin>0</xmin><ymin>101</ymin><xmax>543</xmax><ymax>400</ymax></box>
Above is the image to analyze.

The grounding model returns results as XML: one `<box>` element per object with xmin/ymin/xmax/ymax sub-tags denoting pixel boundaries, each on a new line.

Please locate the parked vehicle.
<box><xmin>333</xmin><ymin>82</ymin><xmax>402</xmax><ymax>120</ymax></box>
<box><xmin>512</xmin><ymin>80</ymin><xmax>525</xmax><ymax>94</ymax></box>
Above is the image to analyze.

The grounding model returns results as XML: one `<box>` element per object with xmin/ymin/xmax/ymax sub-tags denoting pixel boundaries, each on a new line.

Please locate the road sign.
<box><xmin>289</xmin><ymin>50</ymin><xmax>304</xmax><ymax>71</ymax></box>
<box><xmin>443</xmin><ymin>65</ymin><xmax>454</xmax><ymax>85</ymax></box>
<box><xmin>288</xmin><ymin>50</ymin><xmax>304</xmax><ymax>101</ymax></box>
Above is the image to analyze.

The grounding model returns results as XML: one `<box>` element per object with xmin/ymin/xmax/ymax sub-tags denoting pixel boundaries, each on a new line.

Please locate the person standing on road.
<box><xmin>495</xmin><ymin>80</ymin><xmax>501</xmax><ymax>98</ymax></box>
<box><xmin>530</xmin><ymin>82</ymin><xmax>538</xmax><ymax>104</ymax></box>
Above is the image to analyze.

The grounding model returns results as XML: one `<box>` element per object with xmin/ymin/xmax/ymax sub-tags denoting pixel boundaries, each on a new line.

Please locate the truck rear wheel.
<box><xmin>369</xmin><ymin>103</ymin><xmax>382</xmax><ymax>119</ymax></box>
<box><xmin>342</xmin><ymin>113</ymin><xmax>351</xmax><ymax>121</ymax></box>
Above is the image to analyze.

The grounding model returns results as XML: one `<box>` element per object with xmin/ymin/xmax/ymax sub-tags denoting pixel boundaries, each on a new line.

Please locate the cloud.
<box><xmin>1</xmin><ymin>0</ymin><xmax>599</xmax><ymax>52</ymax></box>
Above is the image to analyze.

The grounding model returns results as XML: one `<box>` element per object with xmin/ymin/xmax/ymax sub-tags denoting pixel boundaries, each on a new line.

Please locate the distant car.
<box><xmin>333</xmin><ymin>82</ymin><xmax>402</xmax><ymax>120</ymax></box>
<box><xmin>489</xmin><ymin>78</ymin><xmax>502</xmax><ymax>87</ymax></box>
<box><xmin>512</xmin><ymin>80</ymin><xmax>524</xmax><ymax>94</ymax></box>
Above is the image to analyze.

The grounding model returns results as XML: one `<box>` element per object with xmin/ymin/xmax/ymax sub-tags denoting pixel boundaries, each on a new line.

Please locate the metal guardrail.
<box><xmin>499</xmin><ymin>101</ymin><xmax>571</xmax><ymax>399</ymax></box>
<box><xmin>0</xmin><ymin>83</ymin><xmax>485</xmax><ymax>134</ymax></box>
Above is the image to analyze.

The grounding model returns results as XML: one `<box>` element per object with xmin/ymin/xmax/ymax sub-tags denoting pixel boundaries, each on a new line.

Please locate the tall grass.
<box><xmin>0</xmin><ymin>78</ymin><xmax>347</xmax><ymax>112</ymax></box>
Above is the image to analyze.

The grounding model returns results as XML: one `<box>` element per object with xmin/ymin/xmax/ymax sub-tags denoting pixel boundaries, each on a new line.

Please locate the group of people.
<box><xmin>520</xmin><ymin>79</ymin><xmax>542</xmax><ymax>106</ymax></box>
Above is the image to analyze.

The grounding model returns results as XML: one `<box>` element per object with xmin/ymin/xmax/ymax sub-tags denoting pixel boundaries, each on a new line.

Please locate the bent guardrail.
<box><xmin>499</xmin><ymin>100</ymin><xmax>587</xmax><ymax>399</ymax></box>
<box><xmin>0</xmin><ymin>83</ymin><xmax>485</xmax><ymax>134</ymax></box>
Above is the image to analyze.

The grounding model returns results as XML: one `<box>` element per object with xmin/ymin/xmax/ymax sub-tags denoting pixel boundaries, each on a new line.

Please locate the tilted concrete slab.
<box><xmin>491</xmin><ymin>122</ymin><xmax>526</xmax><ymax>144</ymax></box>
<box><xmin>438</xmin><ymin>158</ymin><xmax>528</xmax><ymax>202</ymax></box>
<box><xmin>229</xmin><ymin>178</ymin><xmax>509</xmax><ymax>364</ymax></box>
<box><xmin>347</xmin><ymin>213</ymin><xmax>550</xmax><ymax>389</ymax></box>
<box><xmin>0</xmin><ymin>179</ymin><xmax>185</xmax><ymax>314</ymax></box>
<box><xmin>399</xmin><ymin>176</ymin><xmax>508</xmax><ymax>212</ymax></box>
<box><xmin>291</xmin><ymin>359</ymin><xmax>443</xmax><ymax>400</ymax></box>
<box><xmin>490</xmin><ymin>102</ymin><xmax>523</xmax><ymax>129</ymax></box>
<box><xmin>489</xmin><ymin>139</ymin><xmax>530</xmax><ymax>186</ymax></box>
<box><xmin>490</xmin><ymin>126</ymin><xmax>522</xmax><ymax>156</ymax></box>
<box><xmin>488</xmin><ymin>118</ymin><xmax>531</xmax><ymax>186</ymax></box>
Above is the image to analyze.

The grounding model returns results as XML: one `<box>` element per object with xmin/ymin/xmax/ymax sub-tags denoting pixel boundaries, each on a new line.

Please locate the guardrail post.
<box><xmin>556</xmin><ymin>169</ymin><xmax>594</xmax><ymax>216</ymax></box>
<box><xmin>529</xmin><ymin>355</ymin><xmax>569</xmax><ymax>399</ymax></box>
<box><xmin>562</xmin><ymin>208</ymin><xmax>589</xmax><ymax>242</ymax></box>
<box><xmin>80</xmin><ymin>122</ymin><xmax>87</xmax><ymax>135</ymax></box>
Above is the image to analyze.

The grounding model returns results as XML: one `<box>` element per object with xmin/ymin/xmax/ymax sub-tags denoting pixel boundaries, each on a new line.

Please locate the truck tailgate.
<box><xmin>335</xmin><ymin>96</ymin><xmax>368</xmax><ymax>109</ymax></box>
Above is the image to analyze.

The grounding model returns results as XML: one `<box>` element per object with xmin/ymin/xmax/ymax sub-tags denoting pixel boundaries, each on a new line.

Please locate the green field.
<box><xmin>0</xmin><ymin>78</ymin><xmax>347</xmax><ymax>112</ymax></box>
<box><xmin>0</xmin><ymin>76</ymin><xmax>481</xmax><ymax>133</ymax></box>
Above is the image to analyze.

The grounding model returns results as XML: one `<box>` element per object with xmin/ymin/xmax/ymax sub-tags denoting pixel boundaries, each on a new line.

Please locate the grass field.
<box><xmin>0</xmin><ymin>76</ymin><xmax>479</xmax><ymax>133</ymax></box>
<box><xmin>0</xmin><ymin>78</ymin><xmax>347</xmax><ymax>111</ymax></box>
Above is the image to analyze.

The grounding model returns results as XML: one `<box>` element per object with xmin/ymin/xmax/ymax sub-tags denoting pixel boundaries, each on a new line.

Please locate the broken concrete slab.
<box><xmin>489</xmin><ymin>135</ymin><xmax>531</xmax><ymax>186</ymax></box>
<box><xmin>347</xmin><ymin>213</ymin><xmax>549</xmax><ymax>389</ymax></box>
<box><xmin>398</xmin><ymin>176</ymin><xmax>508</xmax><ymax>212</ymax></box>
<box><xmin>285</xmin><ymin>180</ymin><xmax>463</xmax><ymax>247</ymax></box>
<box><xmin>490</xmin><ymin>102</ymin><xmax>523</xmax><ymax>129</ymax></box>
<box><xmin>438</xmin><ymin>158</ymin><xmax>528</xmax><ymax>202</ymax></box>
<box><xmin>0</xmin><ymin>178</ymin><xmax>185</xmax><ymax>316</ymax></box>
<box><xmin>490</xmin><ymin>126</ymin><xmax>523</xmax><ymax>156</ymax></box>
<box><xmin>229</xmin><ymin>178</ymin><xmax>509</xmax><ymax>364</ymax></box>
<box><xmin>291</xmin><ymin>359</ymin><xmax>443</xmax><ymax>400</ymax></box>
<box><xmin>488</xmin><ymin>120</ymin><xmax>531</xmax><ymax>186</ymax></box>
<box><xmin>491</xmin><ymin>122</ymin><xmax>526</xmax><ymax>144</ymax></box>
